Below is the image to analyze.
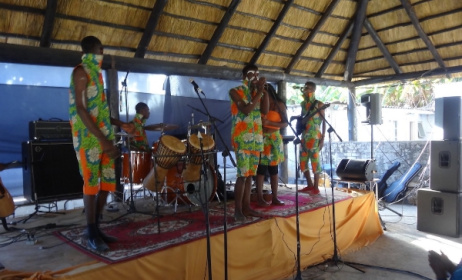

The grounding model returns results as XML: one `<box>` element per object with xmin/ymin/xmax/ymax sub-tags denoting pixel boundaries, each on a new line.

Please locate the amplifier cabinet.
<box><xmin>22</xmin><ymin>141</ymin><xmax>83</xmax><ymax>203</ymax></box>
<box><xmin>29</xmin><ymin>120</ymin><xmax>72</xmax><ymax>142</ymax></box>
<box><xmin>430</xmin><ymin>140</ymin><xmax>462</xmax><ymax>193</ymax></box>
<box><xmin>417</xmin><ymin>189</ymin><xmax>462</xmax><ymax>237</ymax></box>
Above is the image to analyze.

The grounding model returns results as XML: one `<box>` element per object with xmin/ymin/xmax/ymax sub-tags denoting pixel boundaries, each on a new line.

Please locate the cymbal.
<box><xmin>115</xmin><ymin>132</ymin><xmax>133</xmax><ymax>137</ymax></box>
<box><xmin>144</xmin><ymin>123</ymin><xmax>179</xmax><ymax>131</ymax></box>
<box><xmin>191</xmin><ymin>121</ymin><xmax>211</xmax><ymax>129</ymax></box>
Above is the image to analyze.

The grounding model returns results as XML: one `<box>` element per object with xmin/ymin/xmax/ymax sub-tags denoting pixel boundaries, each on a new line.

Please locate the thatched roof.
<box><xmin>1</xmin><ymin>0</ymin><xmax>462</xmax><ymax>86</ymax></box>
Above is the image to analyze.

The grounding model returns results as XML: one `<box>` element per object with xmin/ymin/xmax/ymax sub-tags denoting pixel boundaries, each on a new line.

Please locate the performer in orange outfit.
<box><xmin>130</xmin><ymin>102</ymin><xmax>151</xmax><ymax>151</ymax></box>
<box><xmin>298</xmin><ymin>81</ymin><xmax>326</xmax><ymax>196</ymax></box>
<box><xmin>255</xmin><ymin>84</ymin><xmax>287</xmax><ymax>206</ymax></box>
<box><xmin>229</xmin><ymin>64</ymin><xmax>269</xmax><ymax>222</ymax></box>
<box><xmin>69</xmin><ymin>36</ymin><xmax>134</xmax><ymax>252</ymax></box>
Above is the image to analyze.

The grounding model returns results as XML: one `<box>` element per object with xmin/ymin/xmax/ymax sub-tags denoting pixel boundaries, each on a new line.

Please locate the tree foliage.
<box><xmin>287</xmin><ymin>77</ymin><xmax>462</xmax><ymax>108</ymax></box>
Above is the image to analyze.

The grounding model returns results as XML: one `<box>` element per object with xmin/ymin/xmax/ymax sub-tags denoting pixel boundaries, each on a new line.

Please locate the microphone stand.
<box><xmin>189</xmin><ymin>83</ymin><xmax>218</xmax><ymax>280</ymax></box>
<box><xmin>285</xmin><ymin>98</ymin><xmax>334</xmax><ymax>279</ymax></box>
<box><xmin>221</xmin><ymin>150</ymin><xmax>229</xmax><ymax>280</ymax></box>
<box><xmin>261</xmin><ymin>86</ymin><xmax>309</xmax><ymax>280</ymax></box>
<box><xmin>285</xmin><ymin>117</ymin><xmax>305</xmax><ymax>280</ymax></box>
<box><xmin>313</xmin><ymin>111</ymin><xmax>364</xmax><ymax>273</ymax></box>
<box><xmin>198</xmin><ymin>132</ymin><xmax>213</xmax><ymax>280</ymax></box>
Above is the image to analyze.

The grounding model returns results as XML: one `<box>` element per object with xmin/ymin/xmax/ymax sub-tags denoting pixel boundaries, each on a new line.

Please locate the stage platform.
<box><xmin>0</xmin><ymin>187</ymin><xmax>383</xmax><ymax>280</ymax></box>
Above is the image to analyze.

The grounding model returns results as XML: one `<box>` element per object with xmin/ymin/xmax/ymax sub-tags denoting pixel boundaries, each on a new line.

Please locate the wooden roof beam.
<box><xmin>249</xmin><ymin>0</ymin><xmax>294</xmax><ymax>65</ymax></box>
<box><xmin>134</xmin><ymin>0</ymin><xmax>167</xmax><ymax>58</ymax></box>
<box><xmin>399</xmin><ymin>0</ymin><xmax>446</xmax><ymax>69</ymax></box>
<box><xmin>354</xmin><ymin>65</ymin><xmax>462</xmax><ymax>86</ymax></box>
<box><xmin>285</xmin><ymin>0</ymin><xmax>341</xmax><ymax>74</ymax></box>
<box><xmin>343</xmin><ymin>0</ymin><xmax>368</xmax><ymax>81</ymax></box>
<box><xmin>363</xmin><ymin>18</ymin><xmax>401</xmax><ymax>74</ymax></box>
<box><xmin>198</xmin><ymin>0</ymin><xmax>241</xmax><ymax>65</ymax></box>
<box><xmin>316</xmin><ymin>20</ymin><xmax>354</xmax><ymax>78</ymax></box>
<box><xmin>40</xmin><ymin>0</ymin><xmax>58</xmax><ymax>48</ymax></box>
<box><xmin>0</xmin><ymin>42</ymin><xmax>353</xmax><ymax>88</ymax></box>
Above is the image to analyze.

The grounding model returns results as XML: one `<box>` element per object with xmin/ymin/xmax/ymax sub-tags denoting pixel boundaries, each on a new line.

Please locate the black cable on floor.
<box><xmin>345</xmin><ymin>261</ymin><xmax>432</xmax><ymax>280</ymax></box>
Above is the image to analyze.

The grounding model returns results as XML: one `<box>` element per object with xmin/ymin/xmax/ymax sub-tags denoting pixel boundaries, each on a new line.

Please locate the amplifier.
<box><xmin>29</xmin><ymin>120</ymin><xmax>72</xmax><ymax>141</ymax></box>
<box><xmin>22</xmin><ymin>141</ymin><xmax>83</xmax><ymax>202</ymax></box>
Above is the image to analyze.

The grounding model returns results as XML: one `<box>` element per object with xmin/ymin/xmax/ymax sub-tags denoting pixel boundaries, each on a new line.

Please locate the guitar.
<box><xmin>0</xmin><ymin>177</ymin><xmax>14</xmax><ymax>218</ymax></box>
<box><xmin>294</xmin><ymin>103</ymin><xmax>330</xmax><ymax>135</ymax></box>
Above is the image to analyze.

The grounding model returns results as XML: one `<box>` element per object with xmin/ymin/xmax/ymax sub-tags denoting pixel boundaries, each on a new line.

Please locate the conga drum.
<box><xmin>155</xmin><ymin>135</ymin><xmax>186</xmax><ymax>169</ymax></box>
<box><xmin>143</xmin><ymin>165</ymin><xmax>170</xmax><ymax>192</ymax></box>
<box><xmin>187</xmin><ymin>133</ymin><xmax>215</xmax><ymax>165</ymax></box>
<box><xmin>144</xmin><ymin>135</ymin><xmax>186</xmax><ymax>192</ymax></box>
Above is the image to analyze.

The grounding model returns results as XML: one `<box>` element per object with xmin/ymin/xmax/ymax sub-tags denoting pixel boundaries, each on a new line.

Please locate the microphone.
<box><xmin>290</xmin><ymin>115</ymin><xmax>301</xmax><ymax>122</ymax></box>
<box><xmin>121</xmin><ymin>70</ymin><xmax>129</xmax><ymax>87</ymax></box>
<box><xmin>190</xmin><ymin>79</ymin><xmax>205</xmax><ymax>96</ymax></box>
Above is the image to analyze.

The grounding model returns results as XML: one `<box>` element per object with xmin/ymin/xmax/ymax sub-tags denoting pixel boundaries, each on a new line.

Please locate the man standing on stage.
<box><xmin>298</xmin><ymin>81</ymin><xmax>326</xmax><ymax>195</ymax></box>
<box><xmin>229</xmin><ymin>64</ymin><xmax>269</xmax><ymax>222</ymax></box>
<box><xmin>69</xmin><ymin>36</ymin><xmax>133</xmax><ymax>252</ymax></box>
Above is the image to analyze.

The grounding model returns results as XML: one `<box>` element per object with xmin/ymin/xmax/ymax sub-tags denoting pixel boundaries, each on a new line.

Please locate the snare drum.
<box><xmin>154</xmin><ymin>135</ymin><xmax>186</xmax><ymax>169</ymax></box>
<box><xmin>187</xmin><ymin>133</ymin><xmax>215</xmax><ymax>165</ymax></box>
<box><xmin>121</xmin><ymin>151</ymin><xmax>152</xmax><ymax>184</ymax></box>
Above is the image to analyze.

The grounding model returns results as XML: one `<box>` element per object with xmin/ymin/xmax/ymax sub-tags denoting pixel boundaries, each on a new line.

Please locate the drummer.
<box><xmin>129</xmin><ymin>102</ymin><xmax>151</xmax><ymax>152</ymax></box>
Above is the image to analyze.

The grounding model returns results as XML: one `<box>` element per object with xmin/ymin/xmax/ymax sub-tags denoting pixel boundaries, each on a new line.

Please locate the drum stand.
<box><xmin>158</xmin><ymin>180</ymin><xmax>191</xmax><ymax>213</ymax></box>
<box><xmin>111</xmin><ymin>138</ymin><xmax>160</xmax><ymax>230</ymax></box>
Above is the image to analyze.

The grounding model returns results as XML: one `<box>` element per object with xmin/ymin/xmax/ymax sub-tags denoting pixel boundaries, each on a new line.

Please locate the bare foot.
<box><xmin>234</xmin><ymin>213</ymin><xmax>246</xmax><ymax>223</ymax></box>
<box><xmin>257</xmin><ymin>198</ymin><xmax>270</xmax><ymax>207</ymax></box>
<box><xmin>243</xmin><ymin>209</ymin><xmax>265</xmax><ymax>218</ymax></box>
<box><xmin>272</xmin><ymin>198</ymin><xmax>285</xmax><ymax>206</ymax></box>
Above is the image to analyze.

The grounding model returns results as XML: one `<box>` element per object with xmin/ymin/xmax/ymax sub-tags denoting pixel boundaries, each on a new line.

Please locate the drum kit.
<box><xmin>117</xmin><ymin>121</ymin><xmax>218</xmax><ymax>209</ymax></box>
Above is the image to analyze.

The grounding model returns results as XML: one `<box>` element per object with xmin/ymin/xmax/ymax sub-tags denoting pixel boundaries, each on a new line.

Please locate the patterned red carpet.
<box><xmin>55</xmin><ymin>191</ymin><xmax>350</xmax><ymax>264</ymax></box>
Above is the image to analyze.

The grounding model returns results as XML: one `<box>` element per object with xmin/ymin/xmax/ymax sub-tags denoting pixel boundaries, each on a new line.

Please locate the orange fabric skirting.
<box><xmin>1</xmin><ymin>192</ymin><xmax>383</xmax><ymax>280</ymax></box>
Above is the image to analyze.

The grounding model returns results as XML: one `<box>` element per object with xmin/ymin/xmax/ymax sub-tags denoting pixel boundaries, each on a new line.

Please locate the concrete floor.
<box><xmin>1</xmin><ymin>188</ymin><xmax>461</xmax><ymax>280</ymax></box>
<box><xmin>284</xmin><ymin>202</ymin><xmax>462</xmax><ymax>280</ymax></box>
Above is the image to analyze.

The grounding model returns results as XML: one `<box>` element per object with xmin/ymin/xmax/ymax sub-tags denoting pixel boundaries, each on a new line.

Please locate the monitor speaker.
<box><xmin>417</xmin><ymin>189</ymin><xmax>462</xmax><ymax>237</ymax></box>
<box><xmin>336</xmin><ymin>159</ymin><xmax>376</xmax><ymax>181</ymax></box>
<box><xmin>430</xmin><ymin>140</ymin><xmax>462</xmax><ymax>193</ymax></box>
<box><xmin>360</xmin><ymin>93</ymin><xmax>382</xmax><ymax>125</ymax></box>
<box><xmin>22</xmin><ymin>141</ymin><xmax>83</xmax><ymax>202</ymax></box>
<box><xmin>435</xmin><ymin>96</ymin><xmax>462</xmax><ymax>140</ymax></box>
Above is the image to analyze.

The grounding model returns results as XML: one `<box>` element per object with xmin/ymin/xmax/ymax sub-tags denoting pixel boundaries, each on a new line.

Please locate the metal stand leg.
<box><xmin>159</xmin><ymin>185</ymin><xmax>190</xmax><ymax>213</ymax></box>
<box><xmin>370</xmin><ymin>180</ymin><xmax>387</xmax><ymax>230</ymax></box>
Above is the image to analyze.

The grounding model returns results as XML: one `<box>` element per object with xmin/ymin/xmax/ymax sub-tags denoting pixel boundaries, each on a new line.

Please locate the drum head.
<box><xmin>189</xmin><ymin>134</ymin><xmax>215</xmax><ymax>151</ymax></box>
<box><xmin>183</xmin><ymin>163</ymin><xmax>217</xmax><ymax>205</ymax></box>
<box><xmin>160</xmin><ymin>135</ymin><xmax>186</xmax><ymax>153</ymax></box>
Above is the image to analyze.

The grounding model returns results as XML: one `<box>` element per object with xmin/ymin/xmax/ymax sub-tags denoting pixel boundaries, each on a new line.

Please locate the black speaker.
<box><xmin>22</xmin><ymin>141</ymin><xmax>83</xmax><ymax>202</ymax></box>
<box><xmin>336</xmin><ymin>159</ymin><xmax>376</xmax><ymax>181</ymax></box>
